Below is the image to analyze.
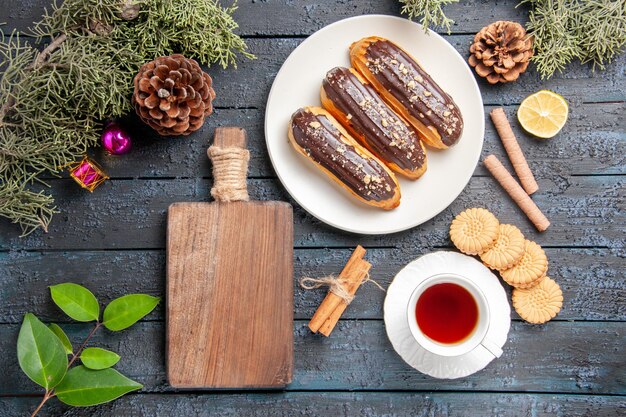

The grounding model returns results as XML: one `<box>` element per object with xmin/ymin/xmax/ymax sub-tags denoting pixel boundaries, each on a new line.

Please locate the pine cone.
<box><xmin>468</xmin><ymin>21</ymin><xmax>533</xmax><ymax>84</ymax></box>
<box><xmin>133</xmin><ymin>54</ymin><xmax>216</xmax><ymax>136</ymax></box>
<box><xmin>119</xmin><ymin>0</ymin><xmax>140</xmax><ymax>20</ymax></box>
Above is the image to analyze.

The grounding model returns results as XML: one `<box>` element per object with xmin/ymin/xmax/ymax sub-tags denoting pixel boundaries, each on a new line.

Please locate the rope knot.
<box><xmin>208</xmin><ymin>145</ymin><xmax>250</xmax><ymax>202</ymax></box>
<box><xmin>300</xmin><ymin>275</ymin><xmax>355</xmax><ymax>304</ymax></box>
<box><xmin>299</xmin><ymin>272</ymin><xmax>385</xmax><ymax>305</ymax></box>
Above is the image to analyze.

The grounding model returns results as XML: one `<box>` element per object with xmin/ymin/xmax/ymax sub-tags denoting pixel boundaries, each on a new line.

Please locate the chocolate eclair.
<box><xmin>288</xmin><ymin>107</ymin><xmax>401</xmax><ymax>210</ymax></box>
<box><xmin>321</xmin><ymin>67</ymin><xmax>427</xmax><ymax>180</ymax></box>
<box><xmin>350</xmin><ymin>36</ymin><xmax>464</xmax><ymax>149</ymax></box>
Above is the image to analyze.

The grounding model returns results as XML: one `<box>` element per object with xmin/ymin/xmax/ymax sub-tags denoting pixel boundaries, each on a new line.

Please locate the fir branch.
<box><xmin>0</xmin><ymin>34</ymin><xmax>68</xmax><ymax>122</ymax></box>
<box><xmin>131</xmin><ymin>0</ymin><xmax>255</xmax><ymax>68</ymax></box>
<box><xmin>29</xmin><ymin>34</ymin><xmax>68</xmax><ymax>70</ymax></box>
<box><xmin>521</xmin><ymin>0</ymin><xmax>626</xmax><ymax>78</ymax></box>
<box><xmin>31</xmin><ymin>0</ymin><xmax>255</xmax><ymax>69</ymax></box>
<box><xmin>0</xmin><ymin>179</ymin><xmax>56</xmax><ymax>235</ymax></box>
<box><xmin>573</xmin><ymin>0</ymin><xmax>626</xmax><ymax>69</ymax></box>
<box><xmin>1</xmin><ymin>0</ymin><xmax>254</xmax><ymax>235</ymax></box>
<box><xmin>399</xmin><ymin>0</ymin><xmax>458</xmax><ymax>33</ymax></box>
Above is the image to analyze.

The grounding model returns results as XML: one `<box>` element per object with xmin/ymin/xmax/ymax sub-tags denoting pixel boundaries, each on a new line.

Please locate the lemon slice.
<box><xmin>517</xmin><ymin>90</ymin><xmax>568</xmax><ymax>139</ymax></box>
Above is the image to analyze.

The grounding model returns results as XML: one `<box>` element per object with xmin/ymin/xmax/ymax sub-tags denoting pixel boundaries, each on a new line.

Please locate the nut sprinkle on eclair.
<box><xmin>288</xmin><ymin>106</ymin><xmax>401</xmax><ymax>210</ymax></box>
<box><xmin>351</xmin><ymin>36</ymin><xmax>464</xmax><ymax>149</ymax></box>
<box><xmin>321</xmin><ymin>67</ymin><xmax>427</xmax><ymax>179</ymax></box>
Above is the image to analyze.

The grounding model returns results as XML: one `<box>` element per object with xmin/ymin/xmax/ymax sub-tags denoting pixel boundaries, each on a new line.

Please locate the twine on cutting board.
<box><xmin>208</xmin><ymin>145</ymin><xmax>250</xmax><ymax>202</ymax></box>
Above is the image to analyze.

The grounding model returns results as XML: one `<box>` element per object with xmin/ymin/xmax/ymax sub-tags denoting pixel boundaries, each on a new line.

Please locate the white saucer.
<box><xmin>383</xmin><ymin>251</ymin><xmax>511</xmax><ymax>379</ymax></box>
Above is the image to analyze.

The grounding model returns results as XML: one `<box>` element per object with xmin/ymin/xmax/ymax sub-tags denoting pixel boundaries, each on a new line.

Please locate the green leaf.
<box><xmin>103</xmin><ymin>294</ymin><xmax>160</xmax><ymax>331</ymax></box>
<box><xmin>48</xmin><ymin>323</ymin><xmax>73</xmax><ymax>355</ymax></box>
<box><xmin>50</xmin><ymin>283</ymin><xmax>100</xmax><ymax>322</ymax></box>
<box><xmin>80</xmin><ymin>347</ymin><xmax>120</xmax><ymax>370</ymax></box>
<box><xmin>55</xmin><ymin>366</ymin><xmax>142</xmax><ymax>406</ymax></box>
<box><xmin>17</xmin><ymin>313</ymin><xmax>68</xmax><ymax>389</ymax></box>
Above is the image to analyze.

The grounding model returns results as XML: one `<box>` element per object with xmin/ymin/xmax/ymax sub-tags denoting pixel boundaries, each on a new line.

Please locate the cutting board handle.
<box><xmin>213</xmin><ymin>126</ymin><xmax>247</xmax><ymax>148</ymax></box>
<box><xmin>207</xmin><ymin>127</ymin><xmax>250</xmax><ymax>202</ymax></box>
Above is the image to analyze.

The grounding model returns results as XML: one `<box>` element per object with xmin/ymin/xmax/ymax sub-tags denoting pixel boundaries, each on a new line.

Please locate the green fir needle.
<box><xmin>399</xmin><ymin>0</ymin><xmax>459</xmax><ymax>33</ymax></box>
<box><xmin>0</xmin><ymin>0</ymin><xmax>254</xmax><ymax>235</ymax></box>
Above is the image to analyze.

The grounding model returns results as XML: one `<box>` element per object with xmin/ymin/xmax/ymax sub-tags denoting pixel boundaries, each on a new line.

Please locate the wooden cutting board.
<box><xmin>166</xmin><ymin>127</ymin><xmax>293</xmax><ymax>388</ymax></box>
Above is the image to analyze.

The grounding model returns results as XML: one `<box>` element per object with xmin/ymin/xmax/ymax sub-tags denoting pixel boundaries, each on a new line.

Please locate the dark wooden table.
<box><xmin>1</xmin><ymin>1</ymin><xmax>624</xmax><ymax>416</ymax></box>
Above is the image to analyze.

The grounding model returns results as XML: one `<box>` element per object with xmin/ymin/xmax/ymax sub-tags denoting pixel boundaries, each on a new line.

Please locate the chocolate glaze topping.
<box><xmin>322</xmin><ymin>67</ymin><xmax>425</xmax><ymax>172</ymax></box>
<box><xmin>364</xmin><ymin>39</ymin><xmax>463</xmax><ymax>146</ymax></box>
<box><xmin>290</xmin><ymin>108</ymin><xmax>396</xmax><ymax>202</ymax></box>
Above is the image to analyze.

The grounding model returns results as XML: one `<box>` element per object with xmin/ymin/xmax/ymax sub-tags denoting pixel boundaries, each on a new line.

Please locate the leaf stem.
<box><xmin>30</xmin><ymin>389</ymin><xmax>54</xmax><ymax>417</ymax></box>
<box><xmin>28</xmin><ymin>321</ymin><xmax>100</xmax><ymax>416</ymax></box>
<box><xmin>68</xmin><ymin>321</ymin><xmax>101</xmax><ymax>368</ymax></box>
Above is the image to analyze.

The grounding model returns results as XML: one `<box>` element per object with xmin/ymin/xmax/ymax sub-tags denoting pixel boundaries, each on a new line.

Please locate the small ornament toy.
<box><xmin>68</xmin><ymin>156</ymin><xmax>109</xmax><ymax>192</ymax></box>
<box><xmin>101</xmin><ymin>122</ymin><xmax>132</xmax><ymax>155</ymax></box>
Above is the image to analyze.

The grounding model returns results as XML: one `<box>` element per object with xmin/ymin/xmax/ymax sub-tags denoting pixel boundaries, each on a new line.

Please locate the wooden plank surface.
<box><xmin>0</xmin><ymin>0</ymin><xmax>624</xmax><ymax>414</ymax></box>
<box><xmin>16</xmin><ymin>102</ymin><xmax>621</xmax><ymax>181</ymax></box>
<box><xmin>0</xmin><ymin>176</ymin><xmax>622</xmax><ymax>250</ymax></box>
<box><xmin>0</xmin><ymin>321</ymin><xmax>624</xmax><ymax>394</ymax></box>
<box><xmin>1</xmin><ymin>38</ymin><xmax>624</xmax><ymax>109</ymax></box>
<box><xmin>0</xmin><ymin>248</ymin><xmax>623</xmax><ymax>323</ymax></box>
<box><xmin>2</xmin><ymin>0</ymin><xmax>528</xmax><ymax>36</ymax></box>
<box><xmin>121</xmin><ymin>37</ymin><xmax>626</xmax><ymax>106</ymax></box>
<box><xmin>1</xmin><ymin>392</ymin><xmax>624</xmax><ymax>417</ymax></box>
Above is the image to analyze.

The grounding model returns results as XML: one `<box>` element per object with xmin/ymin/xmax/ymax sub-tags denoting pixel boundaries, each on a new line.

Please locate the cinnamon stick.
<box><xmin>308</xmin><ymin>245</ymin><xmax>366</xmax><ymax>333</ymax></box>
<box><xmin>318</xmin><ymin>259</ymin><xmax>372</xmax><ymax>337</ymax></box>
<box><xmin>490</xmin><ymin>107</ymin><xmax>539</xmax><ymax>195</ymax></box>
<box><xmin>483</xmin><ymin>154</ymin><xmax>550</xmax><ymax>231</ymax></box>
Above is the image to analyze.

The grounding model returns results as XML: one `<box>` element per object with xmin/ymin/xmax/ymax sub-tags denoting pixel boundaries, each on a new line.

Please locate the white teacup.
<box><xmin>406</xmin><ymin>273</ymin><xmax>503</xmax><ymax>358</ymax></box>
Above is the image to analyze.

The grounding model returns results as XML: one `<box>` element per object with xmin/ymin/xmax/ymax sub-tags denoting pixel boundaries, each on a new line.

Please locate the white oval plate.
<box><xmin>384</xmin><ymin>251</ymin><xmax>511</xmax><ymax>379</ymax></box>
<box><xmin>265</xmin><ymin>15</ymin><xmax>484</xmax><ymax>234</ymax></box>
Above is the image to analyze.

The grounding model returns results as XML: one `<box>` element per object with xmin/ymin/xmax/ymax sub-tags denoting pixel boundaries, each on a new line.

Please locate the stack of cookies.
<box><xmin>450</xmin><ymin>208</ymin><xmax>563</xmax><ymax>324</ymax></box>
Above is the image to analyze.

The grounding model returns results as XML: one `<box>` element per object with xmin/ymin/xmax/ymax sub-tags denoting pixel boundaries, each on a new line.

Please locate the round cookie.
<box><xmin>479</xmin><ymin>224</ymin><xmax>525</xmax><ymax>270</ymax></box>
<box><xmin>450</xmin><ymin>208</ymin><xmax>500</xmax><ymax>255</ymax></box>
<box><xmin>500</xmin><ymin>240</ymin><xmax>548</xmax><ymax>288</ymax></box>
<box><xmin>512</xmin><ymin>276</ymin><xmax>563</xmax><ymax>324</ymax></box>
